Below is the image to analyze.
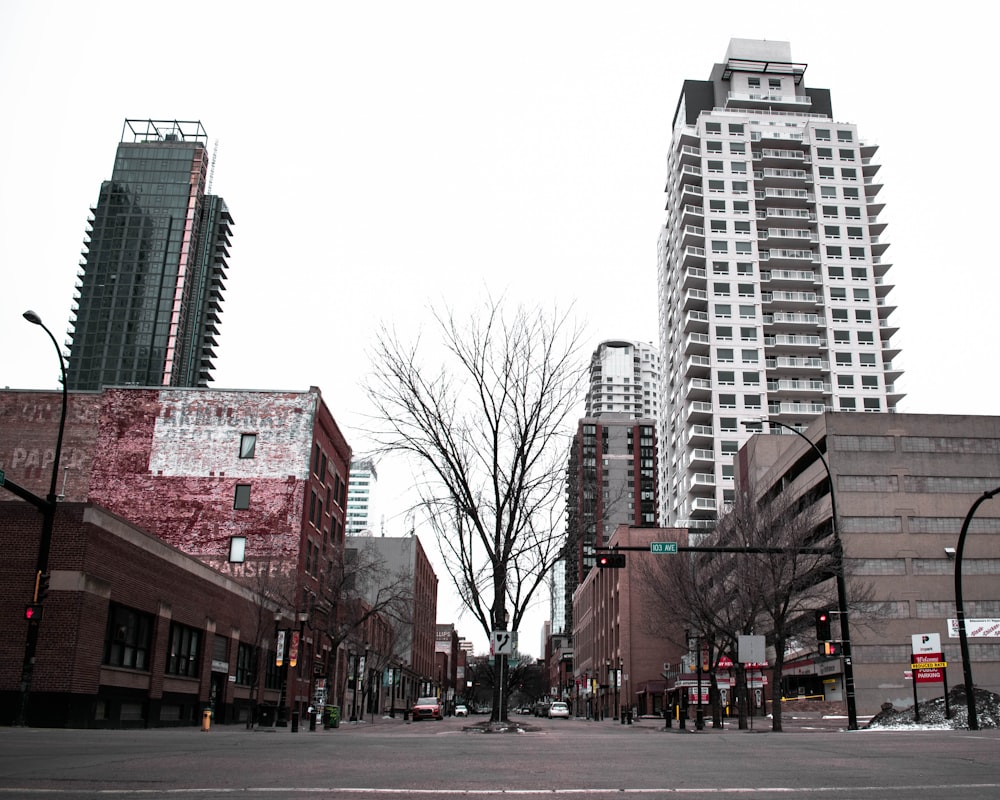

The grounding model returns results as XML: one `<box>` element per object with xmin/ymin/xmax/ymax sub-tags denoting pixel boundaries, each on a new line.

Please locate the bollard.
<box><xmin>291</xmin><ymin>709</ymin><xmax>299</xmax><ymax>733</ymax></box>
<box><xmin>201</xmin><ymin>708</ymin><xmax>212</xmax><ymax>732</ymax></box>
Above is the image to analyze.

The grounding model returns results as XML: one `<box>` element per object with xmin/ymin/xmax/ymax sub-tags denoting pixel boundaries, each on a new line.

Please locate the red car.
<box><xmin>411</xmin><ymin>696</ymin><xmax>443</xmax><ymax>720</ymax></box>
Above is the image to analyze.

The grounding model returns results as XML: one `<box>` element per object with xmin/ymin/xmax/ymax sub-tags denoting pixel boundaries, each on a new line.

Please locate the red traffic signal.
<box><xmin>24</xmin><ymin>604</ymin><xmax>43</xmax><ymax>621</ymax></box>
<box><xmin>815</xmin><ymin>609</ymin><xmax>832</xmax><ymax>642</ymax></box>
<box><xmin>597</xmin><ymin>552</ymin><xmax>626</xmax><ymax>568</ymax></box>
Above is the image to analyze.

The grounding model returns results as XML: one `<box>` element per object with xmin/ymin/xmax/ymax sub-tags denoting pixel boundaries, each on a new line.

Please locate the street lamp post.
<box><xmin>954</xmin><ymin>487</ymin><xmax>1000</xmax><ymax>731</ymax></box>
<box><xmin>16</xmin><ymin>310</ymin><xmax>69</xmax><ymax>727</ymax></box>
<box><xmin>746</xmin><ymin>418</ymin><xmax>858</xmax><ymax>731</ymax></box>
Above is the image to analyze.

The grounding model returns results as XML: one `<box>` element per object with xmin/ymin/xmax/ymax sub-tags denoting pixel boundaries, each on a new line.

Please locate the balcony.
<box><xmin>682</xmin><ymin>265</ymin><xmax>707</xmax><ymax>291</ymax></box>
<box><xmin>755</xmin><ymin>187</ymin><xmax>814</xmax><ymax>207</ymax></box>
<box><xmin>688</xmin><ymin>472</ymin><xmax>717</xmax><ymax>488</ymax></box>
<box><xmin>682</xmin><ymin>223</ymin><xmax>705</xmax><ymax>245</ymax></box>
<box><xmin>686</xmin><ymin>400</ymin><xmax>714</xmax><ymax>422</ymax></box>
<box><xmin>726</xmin><ymin>91</ymin><xmax>812</xmax><ymax>112</ymax></box>
<box><xmin>766</xmin><ymin>311</ymin><xmax>820</xmax><ymax>327</ymax></box>
<box><xmin>685</xmin><ymin>332</ymin><xmax>711</xmax><ymax>355</ymax></box>
<box><xmin>768</xmin><ymin>402</ymin><xmax>827</xmax><ymax>416</ymax></box>
<box><xmin>755</xmin><ymin>167</ymin><xmax>809</xmax><ymax>187</ymax></box>
<box><xmin>689</xmin><ymin>449</ymin><xmax>715</xmax><ymax>468</ymax></box>
<box><xmin>761</xmin><ymin>268</ymin><xmax>819</xmax><ymax>284</ymax></box>
<box><xmin>766</xmin><ymin>356</ymin><xmax>826</xmax><ymax>371</ymax></box>
<box><xmin>759</xmin><ymin>249</ymin><xmax>819</xmax><ymax>266</ymax></box>
<box><xmin>766</xmin><ymin>333</ymin><xmax>823</xmax><ymax>349</ymax></box>
<box><xmin>767</xmin><ymin>378</ymin><xmax>827</xmax><ymax>393</ymax></box>
<box><xmin>683</xmin><ymin>309</ymin><xmax>709</xmax><ymax>333</ymax></box>
<box><xmin>763</xmin><ymin>290</ymin><xmax>819</xmax><ymax>310</ymax></box>
<box><xmin>754</xmin><ymin>147</ymin><xmax>809</xmax><ymax>166</ymax></box>
<box><xmin>685</xmin><ymin>355</ymin><xmax>711</xmax><ymax>377</ymax></box>
<box><xmin>686</xmin><ymin>424</ymin><xmax>713</xmax><ymax>445</ymax></box>
<box><xmin>759</xmin><ymin>228</ymin><xmax>818</xmax><ymax>245</ymax></box>
<box><xmin>681</xmin><ymin>203</ymin><xmax>704</xmax><ymax>226</ymax></box>
<box><xmin>690</xmin><ymin>497</ymin><xmax>718</xmax><ymax>513</ymax></box>
<box><xmin>756</xmin><ymin>207</ymin><xmax>815</xmax><ymax>226</ymax></box>
<box><xmin>686</xmin><ymin>376</ymin><xmax>712</xmax><ymax>395</ymax></box>
<box><xmin>682</xmin><ymin>288</ymin><xmax>709</xmax><ymax>311</ymax></box>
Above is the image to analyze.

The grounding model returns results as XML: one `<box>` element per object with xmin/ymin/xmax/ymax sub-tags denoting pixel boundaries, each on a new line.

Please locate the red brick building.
<box><xmin>572</xmin><ymin>525</ymin><xmax>689</xmax><ymax>719</ymax></box>
<box><xmin>0</xmin><ymin>502</ymin><xmax>284</xmax><ymax>727</ymax></box>
<box><xmin>0</xmin><ymin>386</ymin><xmax>356</xmax><ymax>726</ymax></box>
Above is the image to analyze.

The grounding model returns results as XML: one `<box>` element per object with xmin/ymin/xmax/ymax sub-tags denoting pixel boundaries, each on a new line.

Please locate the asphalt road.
<box><xmin>1</xmin><ymin>714</ymin><xmax>998</xmax><ymax>799</ymax></box>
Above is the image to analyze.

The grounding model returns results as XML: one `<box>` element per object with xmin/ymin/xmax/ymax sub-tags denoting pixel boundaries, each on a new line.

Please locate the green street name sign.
<box><xmin>650</xmin><ymin>541</ymin><xmax>678</xmax><ymax>554</ymax></box>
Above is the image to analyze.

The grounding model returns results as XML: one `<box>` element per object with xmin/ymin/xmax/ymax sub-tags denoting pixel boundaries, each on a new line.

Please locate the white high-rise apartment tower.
<box><xmin>345</xmin><ymin>458</ymin><xmax>378</xmax><ymax>535</ymax></box>
<box><xmin>657</xmin><ymin>39</ymin><xmax>902</xmax><ymax>529</ymax></box>
<box><xmin>584</xmin><ymin>340</ymin><xmax>660</xmax><ymax>419</ymax></box>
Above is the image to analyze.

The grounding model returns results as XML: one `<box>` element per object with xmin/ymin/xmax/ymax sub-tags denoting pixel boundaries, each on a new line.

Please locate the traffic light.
<box><xmin>820</xmin><ymin>641</ymin><xmax>841</xmax><ymax>656</ymax></box>
<box><xmin>597</xmin><ymin>552</ymin><xmax>626</xmax><ymax>568</ymax></box>
<box><xmin>35</xmin><ymin>571</ymin><xmax>50</xmax><ymax>603</ymax></box>
<box><xmin>815</xmin><ymin>609</ymin><xmax>832</xmax><ymax>642</ymax></box>
<box><xmin>24</xmin><ymin>604</ymin><xmax>43</xmax><ymax>621</ymax></box>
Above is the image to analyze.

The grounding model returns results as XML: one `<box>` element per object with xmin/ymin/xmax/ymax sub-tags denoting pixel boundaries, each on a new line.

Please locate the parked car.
<box><xmin>454</xmin><ymin>704</ymin><xmax>469</xmax><ymax>717</ymax></box>
<box><xmin>411</xmin><ymin>696</ymin><xmax>443</xmax><ymax>720</ymax></box>
<box><xmin>548</xmin><ymin>701</ymin><xmax>570</xmax><ymax>719</ymax></box>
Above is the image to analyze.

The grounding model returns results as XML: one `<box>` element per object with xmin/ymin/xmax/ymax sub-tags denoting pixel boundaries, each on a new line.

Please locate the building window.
<box><xmin>729</xmin><ymin>123</ymin><xmax>744</xmax><ymax>135</ymax></box>
<box><xmin>839</xmin><ymin>148</ymin><xmax>855</xmax><ymax>161</ymax></box>
<box><xmin>837</xmin><ymin>374</ymin><xmax>854</xmax><ymax>389</ymax></box>
<box><xmin>859</xmin><ymin>353</ymin><xmax>877</xmax><ymax>367</ymax></box>
<box><xmin>817</xmin><ymin>147</ymin><xmax>833</xmax><ymax>160</ymax></box>
<box><xmin>836</xmin><ymin>352</ymin><xmax>853</xmax><ymax>367</ymax></box>
<box><xmin>236</xmin><ymin>643</ymin><xmax>255</xmax><ymax>686</ymax></box>
<box><xmin>711</xmin><ymin>220</ymin><xmax>727</xmax><ymax>233</ymax></box>
<box><xmin>719</xmin><ymin>394</ymin><xmax>737</xmax><ymax>409</ymax></box>
<box><xmin>708</xmin><ymin>160</ymin><xmax>725</xmax><ymax>173</ymax></box>
<box><xmin>715</xmin><ymin>304</ymin><xmax>732</xmax><ymax>319</ymax></box>
<box><xmin>166</xmin><ymin>622</ymin><xmax>201</xmax><ymax>678</ymax></box>
<box><xmin>834</xmin><ymin>330</ymin><xmax>850</xmax><ymax>344</ymax></box>
<box><xmin>234</xmin><ymin>483</ymin><xmax>251</xmax><ymax>510</ymax></box>
<box><xmin>730</xmin><ymin>142</ymin><xmax>746</xmax><ymax>155</ymax></box>
<box><xmin>706</xmin><ymin>140</ymin><xmax>723</xmax><ymax>153</ymax></box>
<box><xmin>104</xmin><ymin>603</ymin><xmax>153</xmax><ymax>670</ymax></box>
<box><xmin>706</xmin><ymin>122</ymin><xmax>722</xmax><ymax>134</ymax></box>
<box><xmin>837</xmin><ymin>130</ymin><xmax>854</xmax><ymax>143</ymax></box>
<box><xmin>239</xmin><ymin>433</ymin><xmax>257</xmax><ymax>459</ymax></box>
<box><xmin>814</xmin><ymin>128</ymin><xmax>831</xmax><ymax>141</ymax></box>
<box><xmin>732</xmin><ymin>181</ymin><xmax>748</xmax><ymax>194</ymax></box>
<box><xmin>733</xmin><ymin>201</ymin><xmax>750</xmax><ymax>215</ymax></box>
<box><xmin>712</xmin><ymin>240</ymin><xmax>728</xmax><ymax>254</ymax></box>
<box><xmin>819</xmin><ymin>166</ymin><xmax>835</xmax><ymax>179</ymax></box>
<box><xmin>822</xmin><ymin>205</ymin><xmax>838</xmax><ymax>219</ymax></box>
<box><xmin>742</xmin><ymin>371</ymin><xmax>760</xmax><ymax>386</ymax></box>
<box><xmin>709</xmin><ymin>199</ymin><xmax>725</xmax><ymax>212</ymax></box>
<box><xmin>831</xmin><ymin>308</ymin><xmax>849</xmax><ymax>322</ymax></box>
<box><xmin>713</xmin><ymin>282</ymin><xmax>731</xmax><ymax>296</ymax></box>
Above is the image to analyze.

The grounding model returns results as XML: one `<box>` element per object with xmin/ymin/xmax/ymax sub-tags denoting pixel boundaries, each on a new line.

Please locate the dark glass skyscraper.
<box><xmin>67</xmin><ymin>119</ymin><xmax>234</xmax><ymax>390</ymax></box>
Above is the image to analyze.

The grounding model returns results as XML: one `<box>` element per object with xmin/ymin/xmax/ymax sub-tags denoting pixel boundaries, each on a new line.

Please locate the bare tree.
<box><xmin>364</xmin><ymin>297</ymin><xmax>587</xmax><ymax>721</ymax></box>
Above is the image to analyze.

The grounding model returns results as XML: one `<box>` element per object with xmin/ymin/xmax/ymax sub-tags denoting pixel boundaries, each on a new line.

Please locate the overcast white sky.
<box><xmin>1</xmin><ymin>1</ymin><xmax>994</xmax><ymax>656</ymax></box>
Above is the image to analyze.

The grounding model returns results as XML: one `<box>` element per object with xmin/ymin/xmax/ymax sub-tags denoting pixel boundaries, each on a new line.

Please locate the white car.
<box><xmin>548</xmin><ymin>701</ymin><xmax>570</xmax><ymax>719</ymax></box>
<box><xmin>454</xmin><ymin>704</ymin><xmax>469</xmax><ymax>717</ymax></box>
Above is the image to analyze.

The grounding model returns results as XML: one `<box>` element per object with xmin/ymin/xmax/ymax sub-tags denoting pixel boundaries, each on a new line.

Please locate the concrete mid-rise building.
<box><xmin>656</xmin><ymin>39</ymin><xmax>902</xmax><ymax>530</ymax></box>
<box><xmin>739</xmin><ymin>412</ymin><xmax>1000</xmax><ymax>715</ymax></box>
<box><xmin>68</xmin><ymin>119</ymin><xmax>234</xmax><ymax>390</ymax></box>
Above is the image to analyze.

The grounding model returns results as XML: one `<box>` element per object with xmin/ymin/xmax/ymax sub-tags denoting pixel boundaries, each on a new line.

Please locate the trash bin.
<box><xmin>259</xmin><ymin>706</ymin><xmax>275</xmax><ymax>726</ymax></box>
<box><xmin>201</xmin><ymin>708</ymin><xmax>212</xmax><ymax>732</ymax></box>
<box><xmin>324</xmin><ymin>705</ymin><xmax>340</xmax><ymax>729</ymax></box>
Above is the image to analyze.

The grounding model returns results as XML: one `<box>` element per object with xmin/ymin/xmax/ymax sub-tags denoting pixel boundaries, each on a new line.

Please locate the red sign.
<box><xmin>911</xmin><ymin>651</ymin><xmax>944</xmax><ymax>684</ymax></box>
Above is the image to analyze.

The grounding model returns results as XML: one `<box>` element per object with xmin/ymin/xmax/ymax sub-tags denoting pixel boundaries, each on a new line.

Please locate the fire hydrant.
<box><xmin>201</xmin><ymin>708</ymin><xmax>212</xmax><ymax>731</ymax></box>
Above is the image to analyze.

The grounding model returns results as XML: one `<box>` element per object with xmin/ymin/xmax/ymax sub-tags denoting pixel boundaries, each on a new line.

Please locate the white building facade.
<box><xmin>346</xmin><ymin>458</ymin><xmax>378</xmax><ymax>535</ymax></box>
<box><xmin>584</xmin><ymin>339</ymin><xmax>660</xmax><ymax>420</ymax></box>
<box><xmin>657</xmin><ymin>39</ymin><xmax>903</xmax><ymax>529</ymax></box>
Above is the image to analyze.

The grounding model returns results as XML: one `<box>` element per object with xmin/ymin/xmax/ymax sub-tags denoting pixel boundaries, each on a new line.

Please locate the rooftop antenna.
<box><xmin>207</xmin><ymin>139</ymin><xmax>219</xmax><ymax>193</ymax></box>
